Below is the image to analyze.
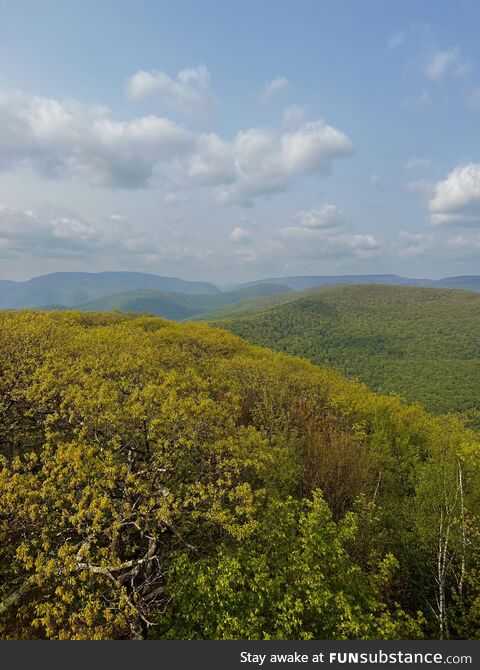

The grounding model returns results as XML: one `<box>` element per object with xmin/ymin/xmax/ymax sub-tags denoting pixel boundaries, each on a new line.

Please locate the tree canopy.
<box><xmin>1</xmin><ymin>310</ymin><xmax>479</xmax><ymax>639</ymax></box>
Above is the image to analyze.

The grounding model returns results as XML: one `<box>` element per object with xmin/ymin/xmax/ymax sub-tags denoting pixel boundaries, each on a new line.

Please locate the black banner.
<box><xmin>1</xmin><ymin>640</ymin><xmax>479</xmax><ymax>669</ymax></box>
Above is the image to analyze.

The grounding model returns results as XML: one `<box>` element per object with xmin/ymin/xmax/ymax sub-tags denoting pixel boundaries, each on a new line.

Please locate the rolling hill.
<box><xmin>45</xmin><ymin>283</ymin><xmax>293</xmax><ymax>320</ymax></box>
<box><xmin>202</xmin><ymin>284</ymin><xmax>480</xmax><ymax>416</ymax></box>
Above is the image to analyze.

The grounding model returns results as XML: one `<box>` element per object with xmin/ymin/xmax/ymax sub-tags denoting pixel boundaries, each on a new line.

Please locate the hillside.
<box><xmin>46</xmin><ymin>283</ymin><xmax>292</xmax><ymax>320</ymax></box>
<box><xmin>191</xmin><ymin>290</ymin><xmax>301</xmax><ymax>321</ymax></box>
<box><xmin>1</xmin><ymin>310</ymin><xmax>479</xmax><ymax>640</ymax></box>
<box><xmin>203</xmin><ymin>284</ymin><xmax>480</xmax><ymax>416</ymax></box>
<box><xmin>0</xmin><ymin>272</ymin><xmax>220</xmax><ymax>309</ymax></box>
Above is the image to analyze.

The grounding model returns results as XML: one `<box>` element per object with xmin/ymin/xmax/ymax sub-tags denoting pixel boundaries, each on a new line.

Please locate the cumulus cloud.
<box><xmin>0</xmin><ymin>87</ymin><xmax>195</xmax><ymax>188</ymax></box>
<box><xmin>294</xmin><ymin>205</ymin><xmax>345</xmax><ymax>229</ymax></box>
<box><xmin>424</xmin><ymin>48</ymin><xmax>470</xmax><ymax>82</ymax></box>
<box><xmin>188</xmin><ymin>120</ymin><xmax>353</xmax><ymax>206</ymax></box>
<box><xmin>0</xmin><ymin>82</ymin><xmax>353</xmax><ymax>206</ymax></box>
<box><xmin>230</xmin><ymin>226</ymin><xmax>252</xmax><ymax>244</ymax></box>
<box><xmin>187</xmin><ymin>133</ymin><xmax>236</xmax><ymax>185</ymax></box>
<box><xmin>259</xmin><ymin>77</ymin><xmax>291</xmax><ymax>103</ymax></box>
<box><xmin>125</xmin><ymin>65</ymin><xmax>215</xmax><ymax>119</ymax></box>
<box><xmin>429</xmin><ymin>164</ymin><xmax>480</xmax><ymax>225</ymax></box>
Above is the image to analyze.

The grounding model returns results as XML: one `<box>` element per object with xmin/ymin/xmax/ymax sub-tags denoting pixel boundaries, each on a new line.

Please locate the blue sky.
<box><xmin>0</xmin><ymin>0</ymin><xmax>479</xmax><ymax>282</ymax></box>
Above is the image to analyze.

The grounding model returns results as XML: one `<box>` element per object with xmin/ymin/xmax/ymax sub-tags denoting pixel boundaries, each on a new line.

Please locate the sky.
<box><xmin>0</xmin><ymin>0</ymin><xmax>480</xmax><ymax>283</ymax></box>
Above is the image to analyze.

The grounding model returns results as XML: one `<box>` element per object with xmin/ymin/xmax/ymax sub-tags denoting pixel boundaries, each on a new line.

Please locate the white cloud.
<box><xmin>405</xmin><ymin>157</ymin><xmax>431</xmax><ymax>171</ymax></box>
<box><xmin>189</xmin><ymin>120</ymin><xmax>353</xmax><ymax>205</ymax></box>
<box><xmin>125</xmin><ymin>65</ymin><xmax>215</xmax><ymax>119</ymax></box>
<box><xmin>294</xmin><ymin>204</ymin><xmax>345</xmax><ymax>229</ymax></box>
<box><xmin>388</xmin><ymin>30</ymin><xmax>405</xmax><ymax>50</ymax></box>
<box><xmin>187</xmin><ymin>133</ymin><xmax>236</xmax><ymax>185</ymax></box>
<box><xmin>259</xmin><ymin>77</ymin><xmax>291</xmax><ymax>103</ymax></box>
<box><xmin>0</xmin><ymin>87</ymin><xmax>195</xmax><ymax>188</ymax></box>
<box><xmin>429</xmin><ymin>164</ymin><xmax>480</xmax><ymax>225</ymax></box>
<box><xmin>0</xmin><ymin>81</ymin><xmax>353</xmax><ymax>207</ymax></box>
<box><xmin>230</xmin><ymin>226</ymin><xmax>252</xmax><ymax>244</ymax></box>
<box><xmin>424</xmin><ymin>48</ymin><xmax>470</xmax><ymax>82</ymax></box>
<box><xmin>370</xmin><ymin>174</ymin><xmax>383</xmax><ymax>189</ymax></box>
<box><xmin>282</xmin><ymin>121</ymin><xmax>352</xmax><ymax>172</ymax></box>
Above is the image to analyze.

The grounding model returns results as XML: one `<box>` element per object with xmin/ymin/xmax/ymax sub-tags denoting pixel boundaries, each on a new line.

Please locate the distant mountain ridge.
<box><xmin>0</xmin><ymin>271</ymin><xmax>220</xmax><ymax>309</ymax></box>
<box><xmin>231</xmin><ymin>274</ymin><xmax>480</xmax><ymax>292</ymax></box>
<box><xmin>1</xmin><ymin>271</ymin><xmax>480</xmax><ymax>310</ymax></box>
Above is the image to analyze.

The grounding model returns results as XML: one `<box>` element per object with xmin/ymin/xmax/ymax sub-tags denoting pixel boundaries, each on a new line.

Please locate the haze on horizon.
<box><xmin>1</xmin><ymin>0</ymin><xmax>480</xmax><ymax>284</ymax></box>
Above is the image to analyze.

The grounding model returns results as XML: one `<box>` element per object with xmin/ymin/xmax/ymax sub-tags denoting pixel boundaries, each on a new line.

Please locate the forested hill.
<box><xmin>1</xmin><ymin>310</ymin><xmax>479</xmax><ymax>640</ymax></box>
<box><xmin>202</xmin><ymin>284</ymin><xmax>480</xmax><ymax>417</ymax></box>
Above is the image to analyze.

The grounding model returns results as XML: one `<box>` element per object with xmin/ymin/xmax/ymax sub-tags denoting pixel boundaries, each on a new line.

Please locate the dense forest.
<box><xmin>204</xmin><ymin>285</ymin><xmax>480</xmax><ymax>419</ymax></box>
<box><xmin>1</xmin><ymin>310</ymin><xmax>479</xmax><ymax>640</ymax></box>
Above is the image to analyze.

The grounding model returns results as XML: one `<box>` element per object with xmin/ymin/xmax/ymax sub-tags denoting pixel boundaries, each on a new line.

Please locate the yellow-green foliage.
<box><xmin>0</xmin><ymin>311</ymin><xmax>479</xmax><ymax>639</ymax></box>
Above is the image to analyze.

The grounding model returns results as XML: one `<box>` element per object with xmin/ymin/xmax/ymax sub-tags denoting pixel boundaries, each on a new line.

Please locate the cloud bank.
<box><xmin>0</xmin><ymin>83</ymin><xmax>353</xmax><ymax>205</ymax></box>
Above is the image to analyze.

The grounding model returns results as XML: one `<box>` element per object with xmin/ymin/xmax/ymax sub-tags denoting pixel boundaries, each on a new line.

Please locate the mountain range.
<box><xmin>1</xmin><ymin>271</ymin><xmax>480</xmax><ymax>310</ymax></box>
<box><xmin>0</xmin><ymin>271</ymin><xmax>219</xmax><ymax>309</ymax></box>
<box><xmin>230</xmin><ymin>274</ymin><xmax>480</xmax><ymax>292</ymax></box>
